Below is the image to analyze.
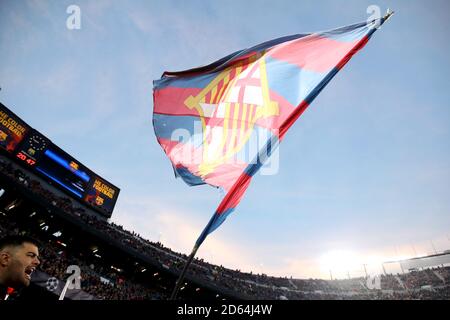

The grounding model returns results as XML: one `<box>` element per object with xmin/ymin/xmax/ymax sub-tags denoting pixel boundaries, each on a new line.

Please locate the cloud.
<box><xmin>111</xmin><ymin>195</ymin><xmax>258</xmax><ymax>271</ymax></box>
<box><xmin>39</xmin><ymin>62</ymin><xmax>80</xmax><ymax>96</ymax></box>
<box><xmin>128</xmin><ymin>8</ymin><xmax>159</xmax><ymax>34</ymax></box>
<box><xmin>30</xmin><ymin>67</ymin><xmax>121</xmax><ymax>138</ymax></box>
<box><xmin>127</xmin><ymin>6</ymin><xmax>244</xmax><ymax>71</ymax></box>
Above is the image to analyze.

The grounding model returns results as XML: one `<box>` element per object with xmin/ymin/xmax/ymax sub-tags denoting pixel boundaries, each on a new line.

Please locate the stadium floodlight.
<box><xmin>5</xmin><ymin>202</ymin><xmax>15</xmax><ymax>211</ymax></box>
<box><xmin>5</xmin><ymin>199</ymin><xmax>21</xmax><ymax>211</ymax></box>
<box><xmin>56</xmin><ymin>241</ymin><xmax>67</xmax><ymax>247</ymax></box>
<box><xmin>52</xmin><ymin>231</ymin><xmax>62</xmax><ymax>237</ymax></box>
<box><xmin>111</xmin><ymin>266</ymin><xmax>122</xmax><ymax>272</ymax></box>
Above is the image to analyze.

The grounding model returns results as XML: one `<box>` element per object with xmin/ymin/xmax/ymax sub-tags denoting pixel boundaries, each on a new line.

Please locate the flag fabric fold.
<box><xmin>153</xmin><ymin>16</ymin><xmax>390</xmax><ymax>246</ymax></box>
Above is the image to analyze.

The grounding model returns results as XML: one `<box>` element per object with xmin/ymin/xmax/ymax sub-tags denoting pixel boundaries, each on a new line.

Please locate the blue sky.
<box><xmin>1</xmin><ymin>0</ymin><xmax>449</xmax><ymax>279</ymax></box>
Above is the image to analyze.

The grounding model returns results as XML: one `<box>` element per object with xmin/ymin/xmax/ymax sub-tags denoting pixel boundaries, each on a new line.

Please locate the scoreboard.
<box><xmin>0</xmin><ymin>104</ymin><xmax>29</xmax><ymax>153</ymax></box>
<box><xmin>0</xmin><ymin>103</ymin><xmax>120</xmax><ymax>218</ymax></box>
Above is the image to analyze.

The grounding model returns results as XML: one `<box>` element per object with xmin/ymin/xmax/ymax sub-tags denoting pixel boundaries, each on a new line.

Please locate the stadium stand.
<box><xmin>1</xmin><ymin>154</ymin><xmax>450</xmax><ymax>300</ymax></box>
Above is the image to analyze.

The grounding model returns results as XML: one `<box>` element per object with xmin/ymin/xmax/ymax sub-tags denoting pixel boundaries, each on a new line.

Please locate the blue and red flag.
<box><xmin>153</xmin><ymin>15</ymin><xmax>392</xmax><ymax>247</ymax></box>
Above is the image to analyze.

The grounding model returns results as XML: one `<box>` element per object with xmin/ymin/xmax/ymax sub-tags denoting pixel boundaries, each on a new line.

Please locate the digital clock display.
<box><xmin>16</xmin><ymin>151</ymin><xmax>36</xmax><ymax>166</ymax></box>
<box><xmin>14</xmin><ymin>130</ymin><xmax>49</xmax><ymax>167</ymax></box>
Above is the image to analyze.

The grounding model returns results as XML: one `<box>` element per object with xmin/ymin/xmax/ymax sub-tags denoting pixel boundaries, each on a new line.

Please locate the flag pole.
<box><xmin>166</xmin><ymin>9</ymin><xmax>395</xmax><ymax>301</ymax></box>
<box><xmin>170</xmin><ymin>244</ymin><xmax>200</xmax><ymax>300</ymax></box>
<box><xmin>169</xmin><ymin>195</ymin><xmax>222</xmax><ymax>300</ymax></box>
<box><xmin>383</xmin><ymin>8</ymin><xmax>395</xmax><ymax>22</ymax></box>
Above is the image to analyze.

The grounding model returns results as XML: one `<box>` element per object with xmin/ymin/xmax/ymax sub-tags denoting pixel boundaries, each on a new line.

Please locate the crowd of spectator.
<box><xmin>0</xmin><ymin>213</ymin><xmax>165</xmax><ymax>300</ymax></box>
<box><xmin>1</xmin><ymin>155</ymin><xmax>450</xmax><ymax>300</ymax></box>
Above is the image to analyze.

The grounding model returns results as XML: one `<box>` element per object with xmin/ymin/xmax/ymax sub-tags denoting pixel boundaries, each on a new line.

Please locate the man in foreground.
<box><xmin>0</xmin><ymin>235</ymin><xmax>40</xmax><ymax>300</ymax></box>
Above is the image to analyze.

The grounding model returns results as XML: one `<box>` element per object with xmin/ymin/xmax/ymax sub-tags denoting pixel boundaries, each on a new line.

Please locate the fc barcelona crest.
<box><xmin>183</xmin><ymin>53</ymin><xmax>279</xmax><ymax>175</ymax></box>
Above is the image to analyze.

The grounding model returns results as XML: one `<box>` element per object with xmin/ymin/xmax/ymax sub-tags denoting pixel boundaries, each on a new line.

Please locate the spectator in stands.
<box><xmin>2</xmin><ymin>156</ymin><xmax>450</xmax><ymax>300</ymax></box>
<box><xmin>0</xmin><ymin>235</ymin><xmax>41</xmax><ymax>300</ymax></box>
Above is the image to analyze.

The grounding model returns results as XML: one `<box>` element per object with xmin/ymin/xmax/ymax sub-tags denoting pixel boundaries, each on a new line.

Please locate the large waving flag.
<box><xmin>153</xmin><ymin>13</ymin><xmax>392</xmax><ymax>251</ymax></box>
